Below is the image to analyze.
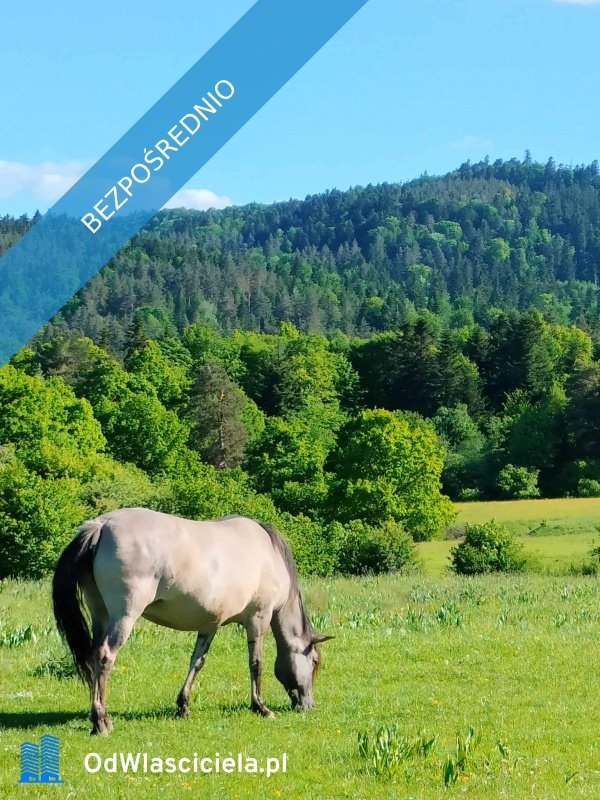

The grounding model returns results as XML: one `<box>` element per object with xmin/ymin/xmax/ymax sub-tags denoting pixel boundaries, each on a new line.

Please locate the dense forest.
<box><xmin>2</xmin><ymin>156</ymin><xmax>600</xmax><ymax>578</ymax></box>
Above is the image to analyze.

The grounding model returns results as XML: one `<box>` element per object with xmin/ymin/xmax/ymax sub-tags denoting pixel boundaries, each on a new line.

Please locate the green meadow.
<box><xmin>2</xmin><ymin>498</ymin><xmax>600</xmax><ymax>799</ymax></box>
<box><xmin>1</xmin><ymin>576</ymin><xmax>600</xmax><ymax>799</ymax></box>
<box><xmin>417</xmin><ymin>497</ymin><xmax>600</xmax><ymax>577</ymax></box>
<box><xmin>454</xmin><ymin>498</ymin><xmax>600</xmax><ymax>537</ymax></box>
<box><xmin>418</xmin><ymin>532</ymin><xmax>598</xmax><ymax>576</ymax></box>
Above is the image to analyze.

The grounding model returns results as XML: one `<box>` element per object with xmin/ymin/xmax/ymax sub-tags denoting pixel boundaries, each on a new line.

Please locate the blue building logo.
<box><xmin>19</xmin><ymin>734</ymin><xmax>63</xmax><ymax>784</ymax></box>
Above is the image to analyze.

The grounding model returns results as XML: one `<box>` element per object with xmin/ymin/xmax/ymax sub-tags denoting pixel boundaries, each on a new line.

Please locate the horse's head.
<box><xmin>275</xmin><ymin>633</ymin><xmax>334</xmax><ymax>710</ymax></box>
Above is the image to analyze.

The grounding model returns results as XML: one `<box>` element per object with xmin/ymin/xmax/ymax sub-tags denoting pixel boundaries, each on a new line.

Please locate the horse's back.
<box><xmin>91</xmin><ymin>508</ymin><xmax>290</xmax><ymax>631</ymax></box>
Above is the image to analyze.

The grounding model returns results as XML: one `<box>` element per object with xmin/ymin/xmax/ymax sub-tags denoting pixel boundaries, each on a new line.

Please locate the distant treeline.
<box><xmin>25</xmin><ymin>311</ymin><xmax>600</xmax><ymax>509</ymax></box>
<box><xmin>4</xmin><ymin>156</ymin><xmax>600</xmax><ymax>347</ymax></box>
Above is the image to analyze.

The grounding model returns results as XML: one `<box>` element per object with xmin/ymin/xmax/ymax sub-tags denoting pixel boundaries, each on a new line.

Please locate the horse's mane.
<box><xmin>257</xmin><ymin>521</ymin><xmax>314</xmax><ymax>639</ymax></box>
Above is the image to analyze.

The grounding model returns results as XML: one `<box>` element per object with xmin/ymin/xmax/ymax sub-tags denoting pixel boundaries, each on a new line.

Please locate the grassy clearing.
<box><xmin>418</xmin><ymin>532</ymin><xmax>598</xmax><ymax>576</ymax></box>
<box><xmin>415</xmin><ymin>496</ymin><xmax>600</xmax><ymax>576</ymax></box>
<box><xmin>454</xmin><ymin>497</ymin><xmax>600</xmax><ymax>537</ymax></box>
<box><xmin>3</xmin><ymin>575</ymin><xmax>600</xmax><ymax>798</ymax></box>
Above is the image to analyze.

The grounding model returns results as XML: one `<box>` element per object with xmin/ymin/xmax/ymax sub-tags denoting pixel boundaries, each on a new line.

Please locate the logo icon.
<box><xmin>19</xmin><ymin>734</ymin><xmax>63</xmax><ymax>784</ymax></box>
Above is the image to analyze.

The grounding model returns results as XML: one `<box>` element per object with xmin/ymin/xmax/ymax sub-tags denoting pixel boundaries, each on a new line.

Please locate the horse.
<box><xmin>52</xmin><ymin>507</ymin><xmax>333</xmax><ymax>735</ymax></box>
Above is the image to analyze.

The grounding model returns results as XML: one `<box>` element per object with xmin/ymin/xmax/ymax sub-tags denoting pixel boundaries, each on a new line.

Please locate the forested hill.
<box><xmin>6</xmin><ymin>158</ymin><xmax>600</xmax><ymax>580</ymax></box>
<box><xmin>4</xmin><ymin>156</ymin><xmax>600</xmax><ymax>351</ymax></box>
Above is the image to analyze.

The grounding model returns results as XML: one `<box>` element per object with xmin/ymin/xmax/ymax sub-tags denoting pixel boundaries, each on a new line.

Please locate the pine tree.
<box><xmin>187</xmin><ymin>362</ymin><xmax>249</xmax><ymax>469</ymax></box>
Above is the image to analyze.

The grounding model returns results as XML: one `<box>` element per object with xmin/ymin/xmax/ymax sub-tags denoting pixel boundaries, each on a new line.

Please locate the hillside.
<box><xmin>2</xmin><ymin>158</ymin><xmax>600</xmax><ymax>584</ymax></box>
<box><xmin>4</xmin><ymin>157</ymin><xmax>600</xmax><ymax>351</ymax></box>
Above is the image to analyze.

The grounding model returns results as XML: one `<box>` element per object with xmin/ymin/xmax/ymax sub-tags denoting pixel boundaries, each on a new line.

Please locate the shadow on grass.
<box><xmin>120</xmin><ymin>701</ymin><xmax>295</xmax><ymax>720</ymax></box>
<box><xmin>0</xmin><ymin>702</ymin><xmax>297</xmax><ymax>731</ymax></box>
<box><xmin>118</xmin><ymin>704</ymin><xmax>178</xmax><ymax>722</ymax></box>
<box><xmin>0</xmin><ymin>711</ymin><xmax>87</xmax><ymax>730</ymax></box>
<box><xmin>217</xmin><ymin>701</ymin><xmax>293</xmax><ymax>716</ymax></box>
<box><xmin>119</xmin><ymin>702</ymin><xmax>294</xmax><ymax>719</ymax></box>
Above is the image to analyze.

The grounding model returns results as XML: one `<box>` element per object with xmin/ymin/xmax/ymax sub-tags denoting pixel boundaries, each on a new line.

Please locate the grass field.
<box><xmin>418</xmin><ymin>533</ymin><xmax>599</xmax><ymax>576</ymax></box>
<box><xmin>415</xmin><ymin>497</ymin><xmax>600</xmax><ymax>577</ymax></box>
<box><xmin>3</xmin><ymin>573</ymin><xmax>600</xmax><ymax>799</ymax></box>
<box><xmin>453</xmin><ymin>497</ymin><xmax>600</xmax><ymax>537</ymax></box>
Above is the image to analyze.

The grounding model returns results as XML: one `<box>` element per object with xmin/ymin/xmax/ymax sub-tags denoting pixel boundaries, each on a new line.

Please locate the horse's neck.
<box><xmin>271</xmin><ymin>592</ymin><xmax>307</xmax><ymax>651</ymax></box>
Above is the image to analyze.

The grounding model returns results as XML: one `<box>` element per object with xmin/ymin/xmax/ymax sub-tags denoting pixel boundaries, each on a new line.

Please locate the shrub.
<box><xmin>497</xmin><ymin>464</ymin><xmax>540</xmax><ymax>499</ymax></box>
<box><xmin>0</xmin><ymin>461</ymin><xmax>85</xmax><ymax>580</ymax></box>
<box><xmin>457</xmin><ymin>488</ymin><xmax>484</xmax><ymax>501</ymax></box>
<box><xmin>577</xmin><ymin>478</ymin><xmax>600</xmax><ymax>498</ymax></box>
<box><xmin>79</xmin><ymin>455</ymin><xmax>161</xmax><ymax>515</ymax></box>
<box><xmin>450</xmin><ymin>520</ymin><xmax>528</xmax><ymax>575</ymax></box>
<box><xmin>559</xmin><ymin>459</ymin><xmax>600</xmax><ymax>497</ymax></box>
<box><xmin>335</xmin><ymin>520</ymin><xmax>419</xmax><ymax>575</ymax></box>
<box><xmin>570</xmin><ymin>541</ymin><xmax>600</xmax><ymax>575</ymax></box>
<box><xmin>283</xmin><ymin>515</ymin><xmax>341</xmax><ymax>577</ymax></box>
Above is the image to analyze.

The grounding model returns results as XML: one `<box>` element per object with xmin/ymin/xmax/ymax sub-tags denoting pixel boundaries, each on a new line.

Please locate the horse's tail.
<box><xmin>52</xmin><ymin>518</ymin><xmax>104</xmax><ymax>688</ymax></box>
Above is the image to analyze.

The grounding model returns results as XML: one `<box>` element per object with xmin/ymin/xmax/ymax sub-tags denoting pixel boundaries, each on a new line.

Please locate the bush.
<box><xmin>450</xmin><ymin>520</ymin><xmax>528</xmax><ymax>575</ymax></box>
<box><xmin>0</xmin><ymin>461</ymin><xmax>86</xmax><ymax>580</ymax></box>
<box><xmin>570</xmin><ymin>541</ymin><xmax>600</xmax><ymax>575</ymax></box>
<box><xmin>335</xmin><ymin>520</ymin><xmax>419</xmax><ymax>575</ymax></box>
<box><xmin>559</xmin><ymin>459</ymin><xmax>600</xmax><ymax>497</ymax></box>
<box><xmin>497</xmin><ymin>464</ymin><xmax>540</xmax><ymax>499</ymax></box>
<box><xmin>577</xmin><ymin>478</ymin><xmax>600</xmax><ymax>498</ymax></box>
<box><xmin>457</xmin><ymin>488</ymin><xmax>484</xmax><ymax>502</ymax></box>
<box><xmin>283</xmin><ymin>515</ymin><xmax>341</xmax><ymax>577</ymax></box>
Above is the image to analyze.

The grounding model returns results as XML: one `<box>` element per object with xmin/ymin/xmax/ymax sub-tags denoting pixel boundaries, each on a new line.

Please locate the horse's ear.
<box><xmin>312</xmin><ymin>633</ymin><xmax>335</xmax><ymax>644</ymax></box>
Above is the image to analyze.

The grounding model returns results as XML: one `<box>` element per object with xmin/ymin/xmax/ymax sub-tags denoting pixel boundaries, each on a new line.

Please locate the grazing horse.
<box><xmin>52</xmin><ymin>508</ymin><xmax>332</xmax><ymax>735</ymax></box>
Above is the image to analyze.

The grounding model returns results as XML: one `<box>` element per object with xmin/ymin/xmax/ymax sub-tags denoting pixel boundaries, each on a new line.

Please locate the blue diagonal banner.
<box><xmin>0</xmin><ymin>0</ymin><xmax>369</xmax><ymax>363</ymax></box>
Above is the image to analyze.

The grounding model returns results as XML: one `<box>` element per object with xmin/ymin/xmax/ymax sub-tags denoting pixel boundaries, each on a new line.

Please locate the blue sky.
<box><xmin>1</xmin><ymin>0</ymin><xmax>600</xmax><ymax>215</ymax></box>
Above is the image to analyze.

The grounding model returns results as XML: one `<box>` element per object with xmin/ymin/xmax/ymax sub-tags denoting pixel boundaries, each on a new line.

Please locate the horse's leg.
<box><xmin>90</xmin><ymin>614</ymin><xmax>138</xmax><ymax>735</ymax></box>
<box><xmin>245</xmin><ymin>616</ymin><xmax>274</xmax><ymax>718</ymax></box>
<box><xmin>176</xmin><ymin>632</ymin><xmax>215</xmax><ymax>718</ymax></box>
<box><xmin>83</xmin><ymin>581</ymin><xmax>109</xmax><ymax>733</ymax></box>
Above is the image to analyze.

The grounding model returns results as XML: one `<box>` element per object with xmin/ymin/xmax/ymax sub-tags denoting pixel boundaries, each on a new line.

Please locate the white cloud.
<box><xmin>0</xmin><ymin>159</ymin><xmax>88</xmax><ymax>201</ymax></box>
<box><xmin>163</xmin><ymin>188</ymin><xmax>232</xmax><ymax>210</ymax></box>
<box><xmin>0</xmin><ymin>159</ymin><xmax>232</xmax><ymax>213</ymax></box>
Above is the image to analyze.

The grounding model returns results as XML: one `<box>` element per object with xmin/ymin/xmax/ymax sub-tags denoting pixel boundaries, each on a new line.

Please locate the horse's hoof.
<box><xmin>177</xmin><ymin>706</ymin><xmax>190</xmax><ymax>718</ymax></box>
<box><xmin>90</xmin><ymin>715</ymin><xmax>112</xmax><ymax>735</ymax></box>
<box><xmin>252</xmin><ymin>705</ymin><xmax>275</xmax><ymax>719</ymax></box>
